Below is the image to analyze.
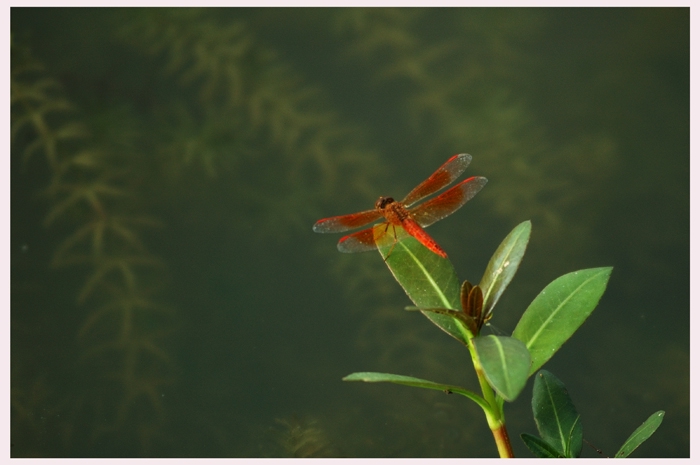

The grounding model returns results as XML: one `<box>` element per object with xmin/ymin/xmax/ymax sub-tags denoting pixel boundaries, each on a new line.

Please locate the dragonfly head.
<box><xmin>375</xmin><ymin>196</ymin><xmax>395</xmax><ymax>210</ymax></box>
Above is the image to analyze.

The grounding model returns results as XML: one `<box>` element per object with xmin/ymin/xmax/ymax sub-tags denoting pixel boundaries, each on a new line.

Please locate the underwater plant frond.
<box><xmin>78</xmin><ymin>289</ymin><xmax>173</xmax><ymax>340</ymax></box>
<box><xmin>11</xmin><ymin>44</ymin><xmax>89</xmax><ymax>169</ymax></box>
<box><xmin>43</xmin><ymin>177</ymin><xmax>129</xmax><ymax>226</ymax></box>
<box><xmin>76</xmin><ymin>254</ymin><xmax>165</xmax><ymax>304</ymax></box>
<box><xmin>120</xmin><ymin>9</ymin><xmax>253</xmax><ymax>108</ymax></box>
<box><xmin>274</xmin><ymin>416</ymin><xmax>338</xmax><ymax>458</ymax></box>
<box><xmin>333</xmin><ymin>8</ymin><xmax>420</xmax><ymax>57</ymax></box>
<box><xmin>51</xmin><ymin>213</ymin><xmax>162</xmax><ymax>268</ymax></box>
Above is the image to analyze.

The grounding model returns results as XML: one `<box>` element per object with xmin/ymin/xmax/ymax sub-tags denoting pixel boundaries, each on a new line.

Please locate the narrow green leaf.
<box><xmin>614</xmin><ymin>410</ymin><xmax>665</xmax><ymax>458</ymax></box>
<box><xmin>473</xmin><ymin>335</ymin><xmax>531</xmax><ymax>402</ymax></box>
<box><xmin>375</xmin><ymin>225</ymin><xmax>463</xmax><ymax>342</ymax></box>
<box><xmin>512</xmin><ymin>267</ymin><xmax>613</xmax><ymax>375</ymax></box>
<box><xmin>343</xmin><ymin>371</ymin><xmax>488</xmax><ymax>410</ymax></box>
<box><xmin>531</xmin><ymin>370</ymin><xmax>583</xmax><ymax>458</ymax></box>
<box><xmin>520</xmin><ymin>433</ymin><xmax>564</xmax><ymax>458</ymax></box>
<box><xmin>478</xmin><ymin>220</ymin><xmax>531</xmax><ymax>318</ymax></box>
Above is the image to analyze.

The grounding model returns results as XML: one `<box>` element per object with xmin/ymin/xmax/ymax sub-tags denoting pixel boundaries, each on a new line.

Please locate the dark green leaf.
<box><xmin>375</xmin><ymin>225</ymin><xmax>464</xmax><ymax>342</ymax></box>
<box><xmin>614</xmin><ymin>410</ymin><xmax>665</xmax><ymax>458</ymax></box>
<box><xmin>474</xmin><ymin>335</ymin><xmax>531</xmax><ymax>402</ymax></box>
<box><xmin>512</xmin><ymin>267</ymin><xmax>613</xmax><ymax>375</ymax></box>
<box><xmin>478</xmin><ymin>220</ymin><xmax>531</xmax><ymax>318</ymax></box>
<box><xmin>531</xmin><ymin>370</ymin><xmax>583</xmax><ymax>458</ymax></box>
<box><xmin>520</xmin><ymin>433</ymin><xmax>564</xmax><ymax>458</ymax></box>
<box><xmin>343</xmin><ymin>371</ymin><xmax>488</xmax><ymax>409</ymax></box>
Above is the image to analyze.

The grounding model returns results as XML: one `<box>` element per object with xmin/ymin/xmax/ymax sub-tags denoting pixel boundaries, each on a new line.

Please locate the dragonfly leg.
<box><xmin>383</xmin><ymin>224</ymin><xmax>399</xmax><ymax>262</ymax></box>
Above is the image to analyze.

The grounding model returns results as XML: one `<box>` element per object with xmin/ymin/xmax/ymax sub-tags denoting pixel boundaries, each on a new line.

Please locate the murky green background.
<box><xmin>11</xmin><ymin>8</ymin><xmax>688</xmax><ymax>458</ymax></box>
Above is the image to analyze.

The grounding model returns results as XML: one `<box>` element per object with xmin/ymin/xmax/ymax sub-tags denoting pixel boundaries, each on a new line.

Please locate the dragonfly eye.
<box><xmin>376</xmin><ymin>197</ymin><xmax>395</xmax><ymax>209</ymax></box>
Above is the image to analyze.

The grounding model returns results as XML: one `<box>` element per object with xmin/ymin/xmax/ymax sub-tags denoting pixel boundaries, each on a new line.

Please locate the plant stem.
<box><xmin>491</xmin><ymin>420</ymin><xmax>514</xmax><ymax>458</ymax></box>
<box><xmin>468</xmin><ymin>336</ymin><xmax>514</xmax><ymax>458</ymax></box>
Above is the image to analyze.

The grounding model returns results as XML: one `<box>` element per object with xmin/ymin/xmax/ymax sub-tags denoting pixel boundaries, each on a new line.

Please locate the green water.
<box><xmin>11</xmin><ymin>7</ymin><xmax>688</xmax><ymax>457</ymax></box>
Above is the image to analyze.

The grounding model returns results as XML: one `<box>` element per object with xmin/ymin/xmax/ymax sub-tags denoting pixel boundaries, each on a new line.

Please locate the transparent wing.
<box><xmin>337</xmin><ymin>227</ymin><xmax>380</xmax><ymax>253</ymax></box>
<box><xmin>402</xmin><ymin>153</ymin><xmax>472</xmax><ymax>207</ymax></box>
<box><xmin>313</xmin><ymin>209</ymin><xmax>384</xmax><ymax>233</ymax></box>
<box><xmin>410</xmin><ymin>176</ymin><xmax>487</xmax><ymax>228</ymax></box>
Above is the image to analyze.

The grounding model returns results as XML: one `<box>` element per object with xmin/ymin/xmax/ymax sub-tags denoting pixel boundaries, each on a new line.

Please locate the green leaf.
<box><xmin>473</xmin><ymin>335</ymin><xmax>531</xmax><ymax>402</ymax></box>
<box><xmin>520</xmin><ymin>433</ymin><xmax>564</xmax><ymax>458</ymax></box>
<box><xmin>375</xmin><ymin>225</ymin><xmax>464</xmax><ymax>342</ymax></box>
<box><xmin>343</xmin><ymin>371</ymin><xmax>488</xmax><ymax>410</ymax></box>
<box><xmin>531</xmin><ymin>370</ymin><xmax>583</xmax><ymax>458</ymax></box>
<box><xmin>512</xmin><ymin>267</ymin><xmax>613</xmax><ymax>375</ymax></box>
<box><xmin>614</xmin><ymin>410</ymin><xmax>665</xmax><ymax>458</ymax></box>
<box><xmin>478</xmin><ymin>220</ymin><xmax>531</xmax><ymax>318</ymax></box>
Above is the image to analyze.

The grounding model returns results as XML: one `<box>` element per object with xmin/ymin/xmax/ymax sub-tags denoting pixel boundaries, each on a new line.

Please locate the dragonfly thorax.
<box><xmin>377</xmin><ymin>197</ymin><xmax>411</xmax><ymax>225</ymax></box>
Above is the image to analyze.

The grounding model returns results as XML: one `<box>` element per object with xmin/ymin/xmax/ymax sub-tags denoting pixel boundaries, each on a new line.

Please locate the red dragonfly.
<box><xmin>313</xmin><ymin>154</ymin><xmax>487</xmax><ymax>258</ymax></box>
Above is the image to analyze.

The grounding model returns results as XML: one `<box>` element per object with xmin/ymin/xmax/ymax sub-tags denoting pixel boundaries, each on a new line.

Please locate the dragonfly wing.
<box><xmin>313</xmin><ymin>209</ymin><xmax>383</xmax><ymax>233</ymax></box>
<box><xmin>411</xmin><ymin>176</ymin><xmax>487</xmax><ymax>228</ymax></box>
<box><xmin>402</xmin><ymin>153</ymin><xmax>473</xmax><ymax>207</ymax></box>
<box><xmin>337</xmin><ymin>227</ymin><xmax>380</xmax><ymax>253</ymax></box>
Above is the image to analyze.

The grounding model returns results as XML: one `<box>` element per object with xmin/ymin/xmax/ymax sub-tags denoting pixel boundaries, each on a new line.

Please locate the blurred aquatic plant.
<box><xmin>273</xmin><ymin>415</ymin><xmax>339</xmax><ymax>458</ymax></box>
<box><xmin>11</xmin><ymin>38</ymin><xmax>175</xmax><ymax>454</ymax></box>
<box><xmin>11</xmin><ymin>41</ymin><xmax>88</xmax><ymax>170</ymax></box>
<box><xmin>118</xmin><ymin>8</ymin><xmax>385</xmax><ymax>240</ymax></box>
